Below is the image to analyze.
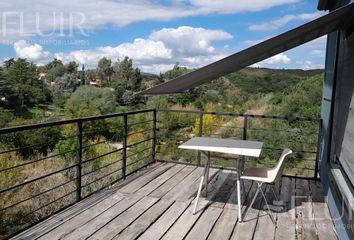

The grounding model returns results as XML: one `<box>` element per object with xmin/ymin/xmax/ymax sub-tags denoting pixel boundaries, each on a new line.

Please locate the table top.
<box><xmin>178</xmin><ymin>137</ymin><xmax>263</xmax><ymax>157</ymax></box>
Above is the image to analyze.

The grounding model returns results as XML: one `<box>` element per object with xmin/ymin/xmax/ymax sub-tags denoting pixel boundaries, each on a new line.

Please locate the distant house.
<box><xmin>90</xmin><ymin>76</ymin><xmax>102</xmax><ymax>86</ymax></box>
<box><xmin>38</xmin><ymin>72</ymin><xmax>47</xmax><ymax>80</ymax></box>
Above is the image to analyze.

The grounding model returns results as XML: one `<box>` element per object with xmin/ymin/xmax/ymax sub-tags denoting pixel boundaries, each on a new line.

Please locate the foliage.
<box><xmin>0</xmin><ymin>108</ymin><xmax>14</xmax><ymax>128</ymax></box>
<box><xmin>0</xmin><ymin>118</ymin><xmax>62</xmax><ymax>158</ymax></box>
<box><xmin>0</xmin><ymin>67</ymin><xmax>17</xmax><ymax>109</ymax></box>
<box><xmin>269</xmin><ymin>74</ymin><xmax>323</xmax><ymax>117</ymax></box>
<box><xmin>44</xmin><ymin>59</ymin><xmax>79</xmax><ymax>83</ymax></box>
<box><xmin>6</xmin><ymin>59</ymin><xmax>49</xmax><ymax>108</ymax></box>
<box><xmin>97</xmin><ymin>57</ymin><xmax>113</xmax><ymax>83</ymax></box>
<box><xmin>52</xmin><ymin>73</ymin><xmax>79</xmax><ymax>106</ymax></box>
<box><xmin>65</xmin><ymin>85</ymin><xmax>116</xmax><ymax>118</ymax></box>
<box><xmin>112</xmin><ymin>57</ymin><xmax>142</xmax><ymax>91</ymax></box>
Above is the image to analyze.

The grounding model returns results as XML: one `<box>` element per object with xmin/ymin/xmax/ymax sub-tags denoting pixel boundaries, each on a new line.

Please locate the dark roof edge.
<box><xmin>317</xmin><ymin>0</ymin><xmax>339</xmax><ymax>10</ymax></box>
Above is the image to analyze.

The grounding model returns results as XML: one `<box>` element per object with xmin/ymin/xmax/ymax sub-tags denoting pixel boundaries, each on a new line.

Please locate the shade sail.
<box><xmin>140</xmin><ymin>3</ymin><xmax>354</xmax><ymax>95</ymax></box>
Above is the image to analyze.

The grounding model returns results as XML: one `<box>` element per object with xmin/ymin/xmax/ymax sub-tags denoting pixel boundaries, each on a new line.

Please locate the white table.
<box><xmin>179</xmin><ymin>137</ymin><xmax>263</xmax><ymax>221</ymax></box>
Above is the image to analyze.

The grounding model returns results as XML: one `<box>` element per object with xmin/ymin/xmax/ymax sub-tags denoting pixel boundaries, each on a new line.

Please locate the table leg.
<box><xmin>237</xmin><ymin>178</ymin><xmax>242</xmax><ymax>222</ymax></box>
<box><xmin>204</xmin><ymin>152</ymin><xmax>210</xmax><ymax>196</ymax></box>
<box><xmin>237</xmin><ymin>157</ymin><xmax>243</xmax><ymax>222</ymax></box>
<box><xmin>193</xmin><ymin>175</ymin><xmax>204</xmax><ymax>214</ymax></box>
<box><xmin>193</xmin><ymin>154</ymin><xmax>210</xmax><ymax>214</ymax></box>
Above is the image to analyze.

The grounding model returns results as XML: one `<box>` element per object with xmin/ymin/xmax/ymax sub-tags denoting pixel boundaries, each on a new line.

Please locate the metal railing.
<box><xmin>0</xmin><ymin>108</ymin><xmax>322</xmax><ymax>238</ymax></box>
<box><xmin>155</xmin><ymin>109</ymin><xmax>322</xmax><ymax>180</ymax></box>
<box><xmin>0</xmin><ymin>109</ymin><xmax>156</xmax><ymax>239</ymax></box>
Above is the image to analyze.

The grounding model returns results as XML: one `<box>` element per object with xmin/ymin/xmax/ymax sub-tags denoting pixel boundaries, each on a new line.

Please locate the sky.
<box><xmin>0</xmin><ymin>0</ymin><xmax>328</xmax><ymax>73</ymax></box>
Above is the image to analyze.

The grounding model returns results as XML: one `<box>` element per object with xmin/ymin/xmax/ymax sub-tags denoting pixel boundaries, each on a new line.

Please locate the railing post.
<box><xmin>243</xmin><ymin>116</ymin><xmax>248</xmax><ymax>140</ymax></box>
<box><xmin>122</xmin><ymin>114</ymin><xmax>128</xmax><ymax>179</ymax></box>
<box><xmin>76</xmin><ymin>120</ymin><xmax>83</xmax><ymax>201</ymax></box>
<box><xmin>152</xmin><ymin>109</ymin><xmax>157</xmax><ymax>163</ymax></box>
<box><xmin>197</xmin><ymin>112</ymin><xmax>203</xmax><ymax>165</ymax></box>
<box><xmin>314</xmin><ymin>119</ymin><xmax>322</xmax><ymax>180</ymax></box>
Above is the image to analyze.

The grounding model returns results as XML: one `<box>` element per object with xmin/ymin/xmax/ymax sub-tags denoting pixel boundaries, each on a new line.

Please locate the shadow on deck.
<box><xmin>12</xmin><ymin>162</ymin><xmax>337</xmax><ymax>240</ymax></box>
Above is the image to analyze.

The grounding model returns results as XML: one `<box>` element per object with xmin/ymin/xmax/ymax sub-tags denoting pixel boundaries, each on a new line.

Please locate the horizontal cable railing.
<box><xmin>155</xmin><ymin>109</ymin><xmax>321</xmax><ymax>180</ymax></box>
<box><xmin>0</xmin><ymin>109</ymin><xmax>157</xmax><ymax>239</ymax></box>
<box><xmin>0</xmin><ymin>107</ymin><xmax>322</xmax><ymax>238</ymax></box>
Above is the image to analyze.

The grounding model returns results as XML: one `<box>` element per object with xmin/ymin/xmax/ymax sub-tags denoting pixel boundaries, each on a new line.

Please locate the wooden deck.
<box><xmin>12</xmin><ymin>162</ymin><xmax>337</xmax><ymax>240</ymax></box>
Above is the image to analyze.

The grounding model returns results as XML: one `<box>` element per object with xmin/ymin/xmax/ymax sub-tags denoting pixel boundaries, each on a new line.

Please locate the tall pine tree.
<box><xmin>0</xmin><ymin>67</ymin><xmax>16</xmax><ymax>108</ymax></box>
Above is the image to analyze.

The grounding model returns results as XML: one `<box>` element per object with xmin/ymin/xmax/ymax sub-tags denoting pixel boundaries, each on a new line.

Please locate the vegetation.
<box><xmin>0</xmin><ymin>55</ymin><xmax>323</xmax><ymax>238</ymax></box>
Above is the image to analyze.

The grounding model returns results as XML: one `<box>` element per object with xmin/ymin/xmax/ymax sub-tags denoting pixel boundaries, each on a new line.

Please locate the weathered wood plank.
<box><xmin>12</xmin><ymin>164</ymin><xmax>337</xmax><ymax>240</ymax></box>
<box><xmin>184</xmin><ymin>207</ymin><xmax>223</xmax><ymax>240</ymax></box>
<box><xmin>230</xmin><ymin>183</ymin><xmax>262</xmax><ymax>240</ymax></box>
<box><xmin>253</xmin><ymin>185</ymin><xmax>276</xmax><ymax>240</ymax></box>
<box><xmin>13</xmin><ymin>189</ymin><xmax>121</xmax><ymax>240</ymax></box>
<box><xmin>162</xmin><ymin>170</ymin><xmax>228</xmax><ymax>240</ymax></box>
<box><xmin>190</xmin><ymin>170</ymin><xmax>231</xmax><ymax>211</ymax></box>
<box><xmin>61</xmin><ymin>194</ymin><xmax>145</xmax><ymax>240</ymax></box>
<box><xmin>87</xmin><ymin>196</ymin><xmax>159</xmax><ymax>240</ymax></box>
<box><xmin>149</xmin><ymin>165</ymin><xmax>196</xmax><ymax>198</ymax></box>
<box><xmin>295</xmin><ymin>179</ymin><xmax>317</xmax><ymax>240</ymax></box>
<box><xmin>225</xmin><ymin>179</ymin><xmax>252</xmax><ymax>210</ymax></box>
<box><xmin>112</xmin><ymin>199</ymin><xmax>174</xmax><ymax>240</ymax></box>
<box><xmin>162</xmin><ymin>167</ymin><xmax>204</xmax><ymax>201</ymax></box>
<box><xmin>174</xmin><ymin>167</ymin><xmax>219</xmax><ymax>202</ymax></box>
<box><xmin>37</xmin><ymin>192</ymin><xmax>125</xmax><ymax>240</ymax></box>
<box><xmin>274</xmin><ymin>177</ymin><xmax>296</xmax><ymax>240</ymax></box>
<box><xmin>309</xmin><ymin>180</ymin><xmax>337</xmax><ymax>240</ymax></box>
<box><xmin>207</xmin><ymin>208</ymin><xmax>237</xmax><ymax>240</ymax></box>
<box><xmin>208</xmin><ymin>179</ymin><xmax>252</xmax><ymax>240</ymax></box>
<box><xmin>209</xmin><ymin>171</ymin><xmax>238</xmax><ymax>208</ymax></box>
<box><xmin>138</xmin><ymin>201</ymin><xmax>190</xmax><ymax>240</ymax></box>
<box><xmin>12</xmin><ymin>163</ymin><xmax>163</xmax><ymax>240</ymax></box>
<box><xmin>119</xmin><ymin>163</ymin><xmax>175</xmax><ymax>193</ymax></box>
<box><xmin>161</xmin><ymin>203</ymin><xmax>204</xmax><ymax>240</ymax></box>
<box><xmin>136</xmin><ymin>164</ymin><xmax>185</xmax><ymax>196</ymax></box>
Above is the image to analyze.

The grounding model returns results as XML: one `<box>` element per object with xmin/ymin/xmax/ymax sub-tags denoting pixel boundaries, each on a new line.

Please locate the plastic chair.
<box><xmin>240</xmin><ymin>148</ymin><xmax>293</xmax><ymax>225</ymax></box>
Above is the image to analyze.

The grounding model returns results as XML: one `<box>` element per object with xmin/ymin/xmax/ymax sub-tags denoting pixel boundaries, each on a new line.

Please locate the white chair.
<box><xmin>241</xmin><ymin>148</ymin><xmax>292</xmax><ymax>225</ymax></box>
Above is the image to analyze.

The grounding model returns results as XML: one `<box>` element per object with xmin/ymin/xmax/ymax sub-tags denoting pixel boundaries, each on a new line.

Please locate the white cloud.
<box><xmin>296</xmin><ymin>60</ymin><xmax>324</xmax><ymax>69</ymax></box>
<box><xmin>189</xmin><ymin>0</ymin><xmax>299</xmax><ymax>14</ymax></box>
<box><xmin>253</xmin><ymin>53</ymin><xmax>291</xmax><ymax>67</ymax></box>
<box><xmin>54</xmin><ymin>26</ymin><xmax>232</xmax><ymax>73</ymax></box>
<box><xmin>0</xmin><ymin>0</ymin><xmax>298</xmax><ymax>42</ymax></box>
<box><xmin>310</xmin><ymin>49</ymin><xmax>325</xmax><ymax>56</ymax></box>
<box><xmin>13</xmin><ymin>40</ymin><xmax>50</xmax><ymax>62</ymax></box>
<box><xmin>150</xmin><ymin>26</ymin><xmax>233</xmax><ymax>56</ymax></box>
<box><xmin>249</xmin><ymin>12</ymin><xmax>324</xmax><ymax>31</ymax></box>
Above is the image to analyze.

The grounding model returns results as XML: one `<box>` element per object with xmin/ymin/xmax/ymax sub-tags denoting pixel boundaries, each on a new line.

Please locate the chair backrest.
<box><xmin>270</xmin><ymin>148</ymin><xmax>293</xmax><ymax>183</ymax></box>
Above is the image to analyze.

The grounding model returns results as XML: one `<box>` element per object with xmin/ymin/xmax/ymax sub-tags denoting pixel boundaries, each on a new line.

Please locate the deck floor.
<box><xmin>12</xmin><ymin>162</ymin><xmax>337</xmax><ymax>240</ymax></box>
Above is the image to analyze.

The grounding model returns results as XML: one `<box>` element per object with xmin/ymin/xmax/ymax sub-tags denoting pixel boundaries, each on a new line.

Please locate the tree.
<box><xmin>80</xmin><ymin>65</ymin><xmax>86</xmax><ymax>85</ymax></box>
<box><xmin>112</xmin><ymin>57</ymin><xmax>142</xmax><ymax>91</ymax></box>
<box><xmin>121</xmin><ymin>90</ymin><xmax>141</xmax><ymax>105</ymax></box>
<box><xmin>3</xmin><ymin>58</ymin><xmax>15</xmax><ymax>70</ymax></box>
<box><xmin>66</xmin><ymin>61</ymin><xmax>79</xmax><ymax>74</ymax></box>
<box><xmin>162</xmin><ymin>63</ymin><xmax>190</xmax><ymax>81</ymax></box>
<box><xmin>97</xmin><ymin>57</ymin><xmax>113</xmax><ymax>83</ymax></box>
<box><xmin>0</xmin><ymin>66</ymin><xmax>20</xmax><ymax>110</ymax></box>
<box><xmin>85</xmin><ymin>69</ymin><xmax>97</xmax><ymax>83</ymax></box>
<box><xmin>65</xmin><ymin>85</ymin><xmax>116</xmax><ymax>117</ymax></box>
<box><xmin>45</xmin><ymin>59</ymin><xmax>66</xmax><ymax>82</ymax></box>
<box><xmin>6</xmin><ymin>58</ymin><xmax>47</xmax><ymax>107</ymax></box>
<box><xmin>52</xmin><ymin>73</ymin><xmax>79</xmax><ymax>106</ymax></box>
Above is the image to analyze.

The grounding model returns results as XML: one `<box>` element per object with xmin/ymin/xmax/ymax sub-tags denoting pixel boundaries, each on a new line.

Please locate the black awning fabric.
<box><xmin>140</xmin><ymin>3</ymin><xmax>354</xmax><ymax>95</ymax></box>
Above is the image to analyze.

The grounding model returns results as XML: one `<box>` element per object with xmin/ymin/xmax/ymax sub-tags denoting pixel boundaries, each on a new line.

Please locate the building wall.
<box><xmin>320</xmin><ymin>1</ymin><xmax>354</xmax><ymax>239</ymax></box>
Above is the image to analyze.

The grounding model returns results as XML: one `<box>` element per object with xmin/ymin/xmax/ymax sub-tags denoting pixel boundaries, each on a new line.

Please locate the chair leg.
<box><xmin>242</xmin><ymin>179</ymin><xmax>246</xmax><ymax>200</ymax></box>
<box><xmin>242</xmin><ymin>183</ymin><xmax>261</xmax><ymax>220</ymax></box>
<box><xmin>260</xmin><ymin>187</ymin><xmax>276</xmax><ymax>226</ymax></box>
<box><xmin>270</xmin><ymin>184</ymin><xmax>279</xmax><ymax>201</ymax></box>
<box><xmin>204</xmin><ymin>161</ymin><xmax>209</xmax><ymax>196</ymax></box>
